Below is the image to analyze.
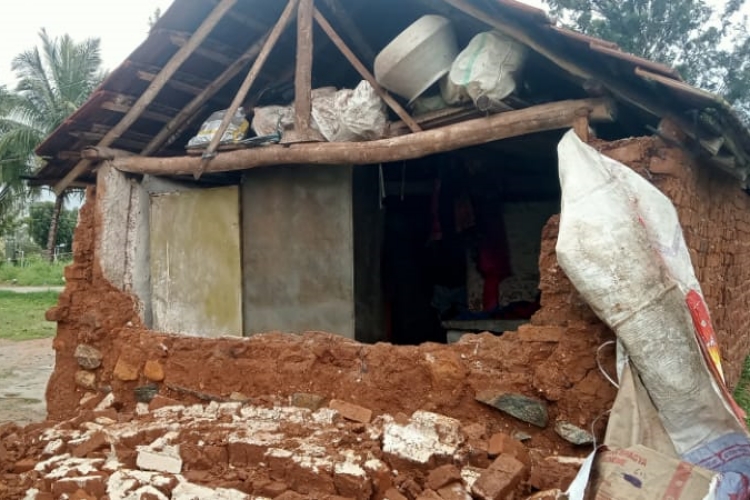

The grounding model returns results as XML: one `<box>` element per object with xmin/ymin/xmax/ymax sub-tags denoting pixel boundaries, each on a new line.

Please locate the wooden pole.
<box><xmin>196</xmin><ymin>0</ymin><xmax>300</xmax><ymax>179</ymax></box>
<box><xmin>142</xmin><ymin>29</ymin><xmax>274</xmax><ymax>155</ymax></box>
<box><xmin>53</xmin><ymin>0</ymin><xmax>238</xmax><ymax>195</ymax></box>
<box><xmin>113</xmin><ymin>98</ymin><xmax>615</xmax><ymax>175</ymax></box>
<box><xmin>295</xmin><ymin>0</ymin><xmax>314</xmax><ymax>134</ymax></box>
<box><xmin>313</xmin><ymin>8</ymin><xmax>422</xmax><ymax>134</ymax></box>
<box><xmin>573</xmin><ymin>111</ymin><xmax>590</xmax><ymax>142</ymax></box>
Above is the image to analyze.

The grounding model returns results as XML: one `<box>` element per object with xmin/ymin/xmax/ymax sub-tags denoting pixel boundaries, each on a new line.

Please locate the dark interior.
<box><xmin>354</xmin><ymin>132</ymin><xmax>561</xmax><ymax>345</ymax></box>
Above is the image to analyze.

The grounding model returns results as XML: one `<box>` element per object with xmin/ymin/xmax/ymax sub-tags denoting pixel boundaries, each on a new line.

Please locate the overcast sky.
<box><xmin>0</xmin><ymin>0</ymin><xmax>548</xmax><ymax>88</ymax></box>
<box><xmin>1</xmin><ymin>0</ymin><xmax>174</xmax><ymax>88</ymax></box>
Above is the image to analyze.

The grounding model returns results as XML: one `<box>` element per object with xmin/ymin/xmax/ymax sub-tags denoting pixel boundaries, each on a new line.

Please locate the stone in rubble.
<box><xmin>554</xmin><ymin>421</ymin><xmax>595</xmax><ymax>446</ymax></box>
<box><xmin>75</xmin><ymin>370</ymin><xmax>96</xmax><ymax>390</ymax></box>
<box><xmin>291</xmin><ymin>392</ymin><xmax>325</xmax><ymax>410</ymax></box>
<box><xmin>476</xmin><ymin>392</ymin><xmax>549</xmax><ymax>428</ymax></box>
<box><xmin>74</xmin><ymin>344</ymin><xmax>103</xmax><ymax>370</ymax></box>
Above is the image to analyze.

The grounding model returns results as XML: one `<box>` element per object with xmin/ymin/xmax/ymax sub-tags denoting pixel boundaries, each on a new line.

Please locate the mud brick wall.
<box><xmin>45</xmin><ymin>184</ymin><xmax>619</xmax><ymax>463</ymax></box>
<box><xmin>44</xmin><ymin>134</ymin><xmax>749</xmax><ymax>435</ymax></box>
<box><xmin>600</xmin><ymin>137</ymin><xmax>750</xmax><ymax>387</ymax></box>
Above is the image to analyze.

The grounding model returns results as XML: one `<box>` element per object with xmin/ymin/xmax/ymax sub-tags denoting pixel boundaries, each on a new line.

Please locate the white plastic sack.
<box><xmin>555</xmin><ymin>130</ymin><xmax>745</xmax><ymax>456</ymax></box>
<box><xmin>311</xmin><ymin>80</ymin><xmax>387</xmax><ymax>142</ymax></box>
<box><xmin>251</xmin><ymin>82</ymin><xmax>387</xmax><ymax>142</ymax></box>
<box><xmin>443</xmin><ymin>31</ymin><xmax>526</xmax><ymax>110</ymax></box>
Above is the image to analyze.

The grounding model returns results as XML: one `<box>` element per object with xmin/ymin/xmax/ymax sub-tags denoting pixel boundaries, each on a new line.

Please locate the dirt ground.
<box><xmin>0</xmin><ymin>338</ymin><xmax>54</xmax><ymax>426</ymax></box>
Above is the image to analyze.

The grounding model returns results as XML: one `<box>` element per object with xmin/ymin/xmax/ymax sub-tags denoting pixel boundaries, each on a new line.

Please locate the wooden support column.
<box><xmin>313</xmin><ymin>8</ymin><xmax>422</xmax><ymax>133</ymax></box>
<box><xmin>53</xmin><ymin>0</ymin><xmax>238</xmax><ymax>195</ymax></box>
<box><xmin>197</xmin><ymin>0</ymin><xmax>300</xmax><ymax>179</ymax></box>
<box><xmin>295</xmin><ymin>0</ymin><xmax>314</xmax><ymax>135</ymax></box>
<box><xmin>113</xmin><ymin>98</ymin><xmax>615</xmax><ymax>175</ymax></box>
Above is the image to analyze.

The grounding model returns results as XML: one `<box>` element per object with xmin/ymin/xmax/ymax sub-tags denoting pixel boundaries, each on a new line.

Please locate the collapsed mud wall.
<box><xmin>599</xmin><ymin>136</ymin><xmax>750</xmax><ymax>386</ymax></box>
<box><xmin>44</xmin><ymin>134</ymin><xmax>750</xmax><ymax>441</ymax></box>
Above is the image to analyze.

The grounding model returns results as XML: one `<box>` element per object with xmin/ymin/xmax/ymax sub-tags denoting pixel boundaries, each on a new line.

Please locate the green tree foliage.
<box><xmin>0</xmin><ymin>29</ymin><xmax>103</xmax><ymax>248</ymax></box>
<box><xmin>544</xmin><ymin>0</ymin><xmax>750</xmax><ymax>119</ymax></box>
<box><xmin>27</xmin><ymin>201</ymin><xmax>78</xmax><ymax>253</ymax></box>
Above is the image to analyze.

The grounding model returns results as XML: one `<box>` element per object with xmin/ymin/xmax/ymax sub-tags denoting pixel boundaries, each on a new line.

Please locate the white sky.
<box><xmin>1</xmin><ymin>0</ymin><xmax>175</xmax><ymax>88</ymax></box>
<box><xmin>0</xmin><ymin>0</ymin><xmax>547</xmax><ymax>88</ymax></box>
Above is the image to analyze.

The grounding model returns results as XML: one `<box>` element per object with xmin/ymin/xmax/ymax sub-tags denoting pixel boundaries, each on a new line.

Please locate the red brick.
<box><xmin>384</xmin><ymin>487</ymin><xmax>409</xmax><ymax>500</ymax></box>
<box><xmin>427</xmin><ymin>464</ymin><xmax>462</xmax><ymax>490</ymax></box>
<box><xmin>13</xmin><ymin>458</ymin><xmax>36</xmax><ymax>473</ymax></box>
<box><xmin>72</xmin><ymin>431</ymin><xmax>109</xmax><ymax>458</ymax></box>
<box><xmin>329</xmin><ymin>399</ymin><xmax>372</xmax><ymax>423</ymax></box>
<box><xmin>416</xmin><ymin>490</ymin><xmax>443</xmax><ymax>500</ymax></box>
<box><xmin>487</xmin><ymin>433</ymin><xmax>530</xmax><ymax>469</ymax></box>
<box><xmin>51</xmin><ymin>477</ymin><xmax>106</xmax><ymax>499</ymax></box>
<box><xmin>259</xmin><ymin>480</ymin><xmax>288</xmax><ymax>497</ymax></box>
<box><xmin>437</xmin><ymin>482</ymin><xmax>473</xmax><ymax>500</ymax></box>
<box><xmin>471</xmin><ymin>456</ymin><xmax>527</xmax><ymax>500</ymax></box>
<box><xmin>148</xmin><ymin>395</ymin><xmax>182</xmax><ymax>412</ymax></box>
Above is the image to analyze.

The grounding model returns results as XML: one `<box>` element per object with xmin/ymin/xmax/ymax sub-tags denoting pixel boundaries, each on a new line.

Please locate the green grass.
<box><xmin>0</xmin><ymin>258</ymin><xmax>69</xmax><ymax>286</ymax></box>
<box><xmin>0</xmin><ymin>291</ymin><xmax>59</xmax><ymax>341</ymax></box>
<box><xmin>734</xmin><ymin>355</ymin><xmax>750</xmax><ymax>428</ymax></box>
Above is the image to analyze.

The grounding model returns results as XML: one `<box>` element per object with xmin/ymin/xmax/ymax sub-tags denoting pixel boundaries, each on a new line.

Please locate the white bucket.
<box><xmin>374</xmin><ymin>15</ymin><xmax>459</xmax><ymax>103</ymax></box>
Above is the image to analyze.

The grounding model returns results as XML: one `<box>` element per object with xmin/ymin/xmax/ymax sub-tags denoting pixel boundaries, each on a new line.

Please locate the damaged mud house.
<box><xmin>4</xmin><ymin>0</ymin><xmax>750</xmax><ymax>498</ymax></box>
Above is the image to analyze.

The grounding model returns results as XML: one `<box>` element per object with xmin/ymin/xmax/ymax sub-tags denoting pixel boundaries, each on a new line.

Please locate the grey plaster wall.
<box><xmin>241</xmin><ymin>165</ymin><xmax>355</xmax><ymax>338</ymax></box>
<box><xmin>150</xmin><ymin>186</ymin><xmax>243</xmax><ymax>337</ymax></box>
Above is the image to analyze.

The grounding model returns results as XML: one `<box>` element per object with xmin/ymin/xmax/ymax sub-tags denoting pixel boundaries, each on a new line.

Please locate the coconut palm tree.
<box><xmin>0</xmin><ymin>29</ymin><xmax>104</xmax><ymax>260</ymax></box>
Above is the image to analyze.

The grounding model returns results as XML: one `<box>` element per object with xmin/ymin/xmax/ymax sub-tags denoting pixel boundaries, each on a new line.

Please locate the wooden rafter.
<box><xmin>196</xmin><ymin>0</ymin><xmax>300</xmax><ymax>179</ymax></box>
<box><xmin>142</xmin><ymin>27</ymin><xmax>276</xmax><ymax>155</ymax></box>
<box><xmin>114</xmin><ymin>98</ymin><xmax>615</xmax><ymax>175</ymax></box>
<box><xmin>101</xmin><ymin>92</ymin><xmax>181</xmax><ymax>123</ymax></box>
<box><xmin>135</xmin><ymin>69</ymin><xmax>206</xmax><ymax>96</ymax></box>
<box><xmin>313</xmin><ymin>8</ymin><xmax>422</xmax><ymax>134</ymax></box>
<box><xmin>54</xmin><ymin>0</ymin><xmax>239</xmax><ymax>195</ymax></box>
<box><xmin>294</xmin><ymin>0</ymin><xmax>315</xmax><ymax>135</ymax></box>
<box><xmin>162</xmin><ymin>30</ymin><xmax>242</xmax><ymax>66</ymax></box>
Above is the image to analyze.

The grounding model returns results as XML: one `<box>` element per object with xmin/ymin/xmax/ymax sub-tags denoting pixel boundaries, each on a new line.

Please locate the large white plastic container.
<box><xmin>374</xmin><ymin>15</ymin><xmax>459</xmax><ymax>103</ymax></box>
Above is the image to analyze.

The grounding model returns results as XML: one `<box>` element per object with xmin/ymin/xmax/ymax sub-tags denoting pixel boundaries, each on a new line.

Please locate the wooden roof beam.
<box><xmin>196</xmin><ymin>0</ymin><xmax>300</xmax><ymax>179</ymax></box>
<box><xmin>206</xmin><ymin>0</ymin><xmax>269</xmax><ymax>32</ymax></box>
<box><xmin>142</xmin><ymin>29</ymin><xmax>277</xmax><ymax>156</ymax></box>
<box><xmin>161</xmin><ymin>29</ymin><xmax>243</xmax><ymax>66</ymax></box>
<box><xmin>294</xmin><ymin>0</ymin><xmax>314</xmax><ymax>136</ymax></box>
<box><xmin>100</xmin><ymin>92</ymin><xmax>181</xmax><ymax>123</ymax></box>
<box><xmin>53</xmin><ymin>0</ymin><xmax>239</xmax><ymax>195</ymax></box>
<box><xmin>114</xmin><ymin>98</ymin><xmax>615</xmax><ymax>175</ymax></box>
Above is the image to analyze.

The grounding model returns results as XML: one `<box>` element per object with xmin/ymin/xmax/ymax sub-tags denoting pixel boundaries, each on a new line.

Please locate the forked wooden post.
<box><xmin>573</xmin><ymin>110</ymin><xmax>590</xmax><ymax>142</ymax></box>
<box><xmin>295</xmin><ymin>0</ymin><xmax>315</xmax><ymax>135</ymax></box>
<box><xmin>196</xmin><ymin>0</ymin><xmax>300</xmax><ymax>179</ymax></box>
<box><xmin>313</xmin><ymin>8</ymin><xmax>422</xmax><ymax>134</ymax></box>
<box><xmin>53</xmin><ymin>0</ymin><xmax>238</xmax><ymax>194</ymax></box>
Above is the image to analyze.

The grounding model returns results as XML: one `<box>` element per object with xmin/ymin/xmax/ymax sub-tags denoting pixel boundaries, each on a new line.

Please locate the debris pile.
<box><xmin>0</xmin><ymin>395</ymin><xmax>587</xmax><ymax>499</ymax></box>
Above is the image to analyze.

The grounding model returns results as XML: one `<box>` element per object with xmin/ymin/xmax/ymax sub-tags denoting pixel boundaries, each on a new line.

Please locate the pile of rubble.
<box><xmin>0</xmin><ymin>390</ymin><xmax>586</xmax><ymax>500</ymax></box>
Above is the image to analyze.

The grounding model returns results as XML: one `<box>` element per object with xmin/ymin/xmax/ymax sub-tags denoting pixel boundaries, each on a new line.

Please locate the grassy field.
<box><xmin>735</xmin><ymin>355</ymin><xmax>750</xmax><ymax>428</ymax></box>
<box><xmin>0</xmin><ymin>291</ymin><xmax>59</xmax><ymax>341</ymax></box>
<box><xmin>0</xmin><ymin>258</ymin><xmax>69</xmax><ymax>286</ymax></box>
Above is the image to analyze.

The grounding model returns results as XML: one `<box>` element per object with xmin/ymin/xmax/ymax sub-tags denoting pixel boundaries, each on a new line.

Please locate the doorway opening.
<box><xmin>353</xmin><ymin>133</ymin><xmax>561</xmax><ymax>345</ymax></box>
